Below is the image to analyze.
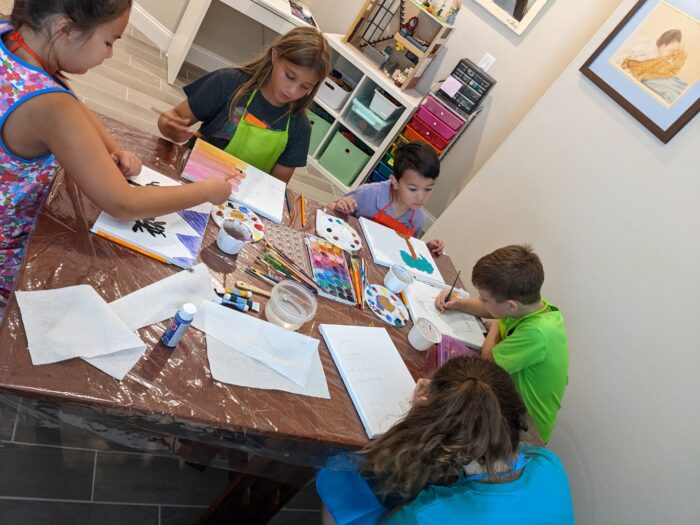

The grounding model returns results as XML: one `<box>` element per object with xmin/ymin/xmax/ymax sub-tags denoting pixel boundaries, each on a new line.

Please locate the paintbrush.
<box><xmin>150</xmin><ymin>106</ymin><xmax>204</xmax><ymax>139</ymax></box>
<box><xmin>245</xmin><ymin>268</ymin><xmax>278</xmax><ymax>287</ymax></box>
<box><xmin>441</xmin><ymin>270</ymin><xmax>461</xmax><ymax>314</ymax></box>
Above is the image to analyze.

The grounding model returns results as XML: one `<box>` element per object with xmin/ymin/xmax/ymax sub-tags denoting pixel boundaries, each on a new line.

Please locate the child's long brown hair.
<box><xmin>229</xmin><ymin>26</ymin><xmax>330</xmax><ymax>119</ymax></box>
<box><xmin>361</xmin><ymin>357</ymin><xmax>526</xmax><ymax>500</ymax></box>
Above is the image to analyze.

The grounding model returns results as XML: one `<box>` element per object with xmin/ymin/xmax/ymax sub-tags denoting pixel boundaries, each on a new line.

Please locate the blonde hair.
<box><xmin>361</xmin><ymin>357</ymin><xmax>526</xmax><ymax>500</ymax></box>
<box><xmin>229</xmin><ymin>26</ymin><xmax>331</xmax><ymax>120</ymax></box>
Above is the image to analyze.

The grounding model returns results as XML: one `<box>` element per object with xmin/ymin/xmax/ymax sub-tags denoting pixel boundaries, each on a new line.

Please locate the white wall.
<box><xmin>135</xmin><ymin>0</ymin><xmax>187</xmax><ymax>32</ymax></box>
<box><xmin>426</xmin><ymin>0</ymin><xmax>700</xmax><ymax>523</ymax></box>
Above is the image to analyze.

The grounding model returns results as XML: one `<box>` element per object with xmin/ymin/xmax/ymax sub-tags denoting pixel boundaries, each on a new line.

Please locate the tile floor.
<box><xmin>0</xmin><ymin>7</ymin><xmax>325</xmax><ymax>523</ymax></box>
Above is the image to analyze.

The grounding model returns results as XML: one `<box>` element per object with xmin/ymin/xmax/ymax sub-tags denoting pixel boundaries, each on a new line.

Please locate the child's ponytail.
<box><xmin>361</xmin><ymin>357</ymin><xmax>526</xmax><ymax>500</ymax></box>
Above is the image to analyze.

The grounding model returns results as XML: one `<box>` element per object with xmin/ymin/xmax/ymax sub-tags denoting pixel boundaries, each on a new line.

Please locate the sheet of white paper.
<box><xmin>109</xmin><ymin>264</ymin><xmax>215</xmax><ymax>331</ymax></box>
<box><xmin>319</xmin><ymin>324</ymin><xmax>415</xmax><ymax>438</ymax></box>
<box><xmin>403</xmin><ymin>281</ymin><xmax>485</xmax><ymax>349</ymax></box>
<box><xmin>83</xmin><ymin>346</ymin><xmax>146</xmax><ymax>381</ymax></box>
<box><xmin>359</xmin><ymin>217</ymin><xmax>445</xmax><ymax>285</ymax></box>
<box><xmin>193</xmin><ymin>301</ymin><xmax>318</xmax><ymax>386</ymax></box>
<box><xmin>440</xmin><ymin>74</ymin><xmax>462</xmax><ymax>97</ymax></box>
<box><xmin>206</xmin><ymin>334</ymin><xmax>329</xmax><ymax>398</ymax></box>
<box><xmin>16</xmin><ymin>286</ymin><xmax>146</xmax><ymax>365</ymax></box>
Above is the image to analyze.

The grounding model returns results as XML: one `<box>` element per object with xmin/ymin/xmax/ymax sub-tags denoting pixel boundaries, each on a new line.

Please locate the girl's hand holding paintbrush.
<box><xmin>154</xmin><ymin>106</ymin><xmax>204</xmax><ymax>143</ymax></box>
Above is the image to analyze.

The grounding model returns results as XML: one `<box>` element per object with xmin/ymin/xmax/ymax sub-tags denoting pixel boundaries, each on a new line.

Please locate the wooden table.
<box><xmin>0</xmin><ymin>117</ymin><xmax>461</xmax><ymax>524</ymax></box>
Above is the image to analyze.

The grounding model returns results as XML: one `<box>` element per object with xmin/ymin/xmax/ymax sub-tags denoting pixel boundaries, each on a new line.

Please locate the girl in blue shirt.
<box><xmin>317</xmin><ymin>357</ymin><xmax>574</xmax><ymax>524</ymax></box>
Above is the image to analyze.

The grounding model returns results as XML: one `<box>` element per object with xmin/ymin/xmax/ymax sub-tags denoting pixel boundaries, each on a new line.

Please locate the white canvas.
<box><xmin>359</xmin><ymin>217</ymin><xmax>445</xmax><ymax>285</ymax></box>
<box><xmin>180</xmin><ymin>139</ymin><xmax>286</xmax><ymax>223</ymax></box>
<box><xmin>91</xmin><ymin>167</ymin><xmax>211</xmax><ymax>269</ymax></box>
<box><xmin>404</xmin><ymin>280</ymin><xmax>486</xmax><ymax>349</ymax></box>
<box><xmin>319</xmin><ymin>324</ymin><xmax>416</xmax><ymax>438</ymax></box>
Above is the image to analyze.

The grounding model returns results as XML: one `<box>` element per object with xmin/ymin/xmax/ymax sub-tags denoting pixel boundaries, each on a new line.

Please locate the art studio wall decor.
<box><xmin>580</xmin><ymin>0</ymin><xmax>699</xmax><ymax>143</ymax></box>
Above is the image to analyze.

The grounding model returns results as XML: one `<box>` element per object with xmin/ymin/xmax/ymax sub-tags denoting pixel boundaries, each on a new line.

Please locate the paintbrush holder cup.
<box><xmin>217</xmin><ymin>219</ymin><xmax>253</xmax><ymax>255</ymax></box>
<box><xmin>408</xmin><ymin>318</ymin><xmax>441</xmax><ymax>352</ymax></box>
<box><xmin>383</xmin><ymin>264</ymin><xmax>414</xmax><ymax>294</ymax></box>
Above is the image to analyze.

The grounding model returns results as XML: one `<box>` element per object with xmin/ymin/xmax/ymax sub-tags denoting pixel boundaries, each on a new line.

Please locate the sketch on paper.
<box><xmin>404</xmin><ymin>280</ymin><xmax>485</xmax><ymax>349</ymax></box>
<box><xmin>609</xmin><ymin>1</ymin><xmax>699</xmax><ymax>107</ymax></box>
<box><xmin>91</xmin><ymin>167</ymin><xmax>211</xmax><ymax>269</ymax></box>
<box><xmin>320</xmin><ymin>324</ymin><xmax>415</xmax><ymax>438</ymax></box>
<box><xmin>181</xmin><ymin>139</ymin><xmax>287</xmax><ymax>223</ymax></box>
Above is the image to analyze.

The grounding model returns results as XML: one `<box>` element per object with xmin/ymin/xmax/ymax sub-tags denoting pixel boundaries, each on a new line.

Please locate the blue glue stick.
<box><xmin>161</xmin><ymin>303</ymin><xmax>197</xmax><ymax>348</ymax></box>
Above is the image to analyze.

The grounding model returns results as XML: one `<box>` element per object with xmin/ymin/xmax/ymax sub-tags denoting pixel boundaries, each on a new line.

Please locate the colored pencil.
<box><xmin>300</xmin><ymin>195</ymin><xmax>306</xmax><ymax>227</ymax></box>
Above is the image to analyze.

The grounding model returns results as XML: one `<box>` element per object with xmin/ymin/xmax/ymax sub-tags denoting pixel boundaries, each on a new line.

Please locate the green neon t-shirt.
<box><xmin>492</xmin><ymin>299</ymin><xmax>569</xmax><ymax>443</ymax></box>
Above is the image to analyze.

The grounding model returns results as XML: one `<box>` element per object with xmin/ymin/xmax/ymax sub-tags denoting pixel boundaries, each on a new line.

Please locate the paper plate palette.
<box><xmin>316</xmin><ymin>209</ymin><xmax>362</xmax><ymax>252</ymax></box>
<box><xmin>364</xmin><ymin>284</ymin><xmax>410</xmax><ymax>328</ymax></box>
<box><xmin>211</xmin><ymin>202</ymin><xmax>265</xmax><ymax>242</ymax></box>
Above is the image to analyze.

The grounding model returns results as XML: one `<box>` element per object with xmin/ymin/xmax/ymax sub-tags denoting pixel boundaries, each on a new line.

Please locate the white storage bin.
<box><xmin>369</xmin><ymin>89</ymin><xmax>401</xmax><ymax>120</ymax></box>
<box><xmin>317</xmin><ymin>76</ymin><xmax>356</xmax><ymax>110</ymax></box>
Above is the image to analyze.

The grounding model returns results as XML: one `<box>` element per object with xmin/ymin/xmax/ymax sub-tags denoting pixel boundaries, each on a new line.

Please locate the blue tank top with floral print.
<box><xmin>0</xmin><ymin>21</ymin><xmax>73</xmax><ymax>303</ymax></box>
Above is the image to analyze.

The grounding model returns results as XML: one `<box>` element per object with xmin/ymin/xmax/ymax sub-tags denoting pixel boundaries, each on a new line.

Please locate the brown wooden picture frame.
<box><xmin>580</xmin><ymin>0</ymin><xmax>699</xmax><ymax>143</ymax></box>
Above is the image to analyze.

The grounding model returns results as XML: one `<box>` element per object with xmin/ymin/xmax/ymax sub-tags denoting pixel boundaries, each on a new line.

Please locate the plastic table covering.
<box><xmin>0</xmin><ymin>116</ymin><xmax>461</xmax><ymax>477</ymax></box>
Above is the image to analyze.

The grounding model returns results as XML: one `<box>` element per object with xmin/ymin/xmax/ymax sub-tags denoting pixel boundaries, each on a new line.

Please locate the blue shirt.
<box><xmin>343</xmin><ymin>180</ymin><xmax>426</xmax><ymax>236</ymax></box>
<box><xmin>317</xmin><ymin>446</ymin><xmax>573</xmax><ymax>525</ymax></box>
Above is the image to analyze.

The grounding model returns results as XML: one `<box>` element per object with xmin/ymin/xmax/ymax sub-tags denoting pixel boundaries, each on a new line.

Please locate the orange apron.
<box><xmin>372</xmin><ymin>199</ymin><xmax>416</xmax><ymax>237</ymax></box>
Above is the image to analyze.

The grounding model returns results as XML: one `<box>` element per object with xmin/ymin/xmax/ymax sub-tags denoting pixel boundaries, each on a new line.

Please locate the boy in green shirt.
<box><xmin>436</xmin><ymin>245</ymin><xmax>568</xmax><ymax>443</ymax></box>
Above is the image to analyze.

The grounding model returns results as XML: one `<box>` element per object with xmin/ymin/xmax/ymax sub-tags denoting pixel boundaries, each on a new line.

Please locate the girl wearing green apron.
<box><xmin>158</xmin><ymin>27</ymin><xmax>331</xmax><ymax>183</ymax></box>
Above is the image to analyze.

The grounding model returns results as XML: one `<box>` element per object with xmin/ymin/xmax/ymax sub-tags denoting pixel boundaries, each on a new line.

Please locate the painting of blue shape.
<box><xmin>400</xmin><ymin>251</ymin><xmax>435</xmax><ymax>274</ymax></box>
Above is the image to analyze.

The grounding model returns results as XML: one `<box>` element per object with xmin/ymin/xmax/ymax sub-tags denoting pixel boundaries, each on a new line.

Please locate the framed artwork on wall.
<box><xmin>580</xmin><ymin>0</ymin><xmax>699</xmax><ymax>143</ymax></box>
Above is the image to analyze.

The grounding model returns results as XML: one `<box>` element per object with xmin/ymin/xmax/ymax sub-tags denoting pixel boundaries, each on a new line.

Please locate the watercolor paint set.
<box><xmin>304</xmin><ymin>234</ymin><xmax>357</xmax><ymax>306</ymax></box>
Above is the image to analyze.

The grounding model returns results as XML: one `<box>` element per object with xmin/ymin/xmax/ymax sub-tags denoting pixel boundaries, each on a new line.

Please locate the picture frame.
<box><xmin>580</xmin><ymin>0</ymin><xmax>699</xmax><ymax>143</ymax></box>
<box><xmin>473</xmin><ymin>0</ymin><xmax>549</xmax><ymax>35</ymax></box>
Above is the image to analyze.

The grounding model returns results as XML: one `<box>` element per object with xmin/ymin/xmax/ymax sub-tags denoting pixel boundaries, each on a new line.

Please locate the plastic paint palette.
<box><xmin>211</xmin><ymin>202</ymin><xmax>265</xmax><ymax>242</ymax></box>
<box><xmin>364</xmin><ymin>284</ymin><xmax>410</xmax><ymax>328</ymax></box>
<box><xmin>305</xmin><ymin>234</ymin><xmax>357</xmax><ymax>306</ymax></box>
<box><xmin>315</xmin><ymin>209</ymin><xmax>362</xmax><ymax>252</ymax></box>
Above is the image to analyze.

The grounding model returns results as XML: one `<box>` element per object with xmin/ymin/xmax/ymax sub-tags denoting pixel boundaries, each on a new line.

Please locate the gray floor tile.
<box><xmin>0</xmin><ymin>499</ymin><xmax>159</xmax><ymax>525</ymax></box>
<box><xmin>0</xmin><ymin>394</ymin><xmax>19</xmax><ymax>441</ymax></box>
<box><xmin>160</xmin><ymin>506</ymin><xmax>208</xmax><ymax>525</ymax></box>
<box><xmin>283</xmin><ymin>482</ymin><xmax>321</xmax><ymax>511</ymax></box>
<box><xmin>0</xmin><ymin>443</ymin><xmax>94</xmax><ymax>500</ymax></box>
<box><xmin>94</xmin><ymin>453</ymin><xmax>228</xmax><ymax>506</ymax></box>
<box><xmin>268</xmin><ymin>509</ymin><xmax>321</xmax><ymax>525</ymax></box>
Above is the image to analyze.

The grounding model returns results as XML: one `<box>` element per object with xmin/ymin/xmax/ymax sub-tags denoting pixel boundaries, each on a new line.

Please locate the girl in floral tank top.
<box><xmin>0</xmin><ymin>1</ymin><xmax>234</xmax><ymax>314</ymax></box>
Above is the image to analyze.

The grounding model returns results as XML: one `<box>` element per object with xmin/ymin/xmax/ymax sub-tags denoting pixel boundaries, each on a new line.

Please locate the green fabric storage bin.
<box><xmin>307</xmin><ymin>109</ymin><xmax>333</xmax><ymax>155</ymax></box>
<box><xmin>319</xmin><ymin>132</ymin><xmax>370</xmax><ymax>186</ymax></box>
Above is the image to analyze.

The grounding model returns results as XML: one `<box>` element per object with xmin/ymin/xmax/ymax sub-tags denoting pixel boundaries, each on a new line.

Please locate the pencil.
<box><xmin>300</xmin><ymin>195</ymin><xmax>306</xmax><ymax>227</ymax></box>
<box><xmin>441</xmin><ymin>270</ymin><xmax>461</xmax><ymax>314</ymax></box>
<box><xmin>285</xmin><ymin>191</ymin><xmax>292</xmax><ymax>221</ymax></box>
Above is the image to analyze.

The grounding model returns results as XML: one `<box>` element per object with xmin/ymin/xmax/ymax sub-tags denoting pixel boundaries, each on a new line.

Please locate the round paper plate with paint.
<box><xmin>211</xmin><ymin>202</ymin><xmax>265</xmax><ymax>242</ymax></box>
<box><xmin>316</xmin><ymin>209</ymin><xmax>362</xmax><ymax>252</ymax></box>
<box><xmin>364</xmin><ymin>284</ymin><xmax>410</xmax><ymax>328</ymax></box>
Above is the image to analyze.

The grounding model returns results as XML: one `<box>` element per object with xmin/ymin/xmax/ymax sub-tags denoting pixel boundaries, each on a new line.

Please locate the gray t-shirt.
<box><xmin>344</xmin><ymin>180</ymin><xmax>426</xmax><ymax>236</ymax></box>
<box><xmin>183</xmin><ymin>68</ymin><xmax>311</xmax><ymax>168</ymax></box>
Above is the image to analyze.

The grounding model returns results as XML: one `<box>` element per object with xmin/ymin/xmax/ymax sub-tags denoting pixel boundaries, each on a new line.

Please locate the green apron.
<box><xmin>224</xmin><ymin>90</ymin><xmax>290</xmax><ymax>174</ymax></box>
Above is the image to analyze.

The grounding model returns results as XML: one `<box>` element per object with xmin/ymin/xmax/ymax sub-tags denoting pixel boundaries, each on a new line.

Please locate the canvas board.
<box><xmin>181</xmin><ymin>139</ymin><xmax>286</xmax><ymax>223</ymax></box>
<box><xmin>91</xmin><ymin>167</ymin><xmax>210</xmax><ymax>269</ymax></box>
<box><xmin>403</xmin><ymin>280</ymin><xmax>485</xmax><ymax>349</ymax></box>
<box><xmin>319</xmin><ymin>324</ymin><xmax>415</xmax><ymax>438</ymax></box>
<box><xmin>358</xmin><ymin>217</ymin><xmax>445</xmax><ymax>285</ymax></box>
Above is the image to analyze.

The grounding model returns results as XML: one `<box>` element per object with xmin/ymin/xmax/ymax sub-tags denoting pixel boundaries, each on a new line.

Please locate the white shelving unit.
<box><xmin>308</xmin><ymin>33</ymin><xmax>423</xmax><ymax>192</ymax></box>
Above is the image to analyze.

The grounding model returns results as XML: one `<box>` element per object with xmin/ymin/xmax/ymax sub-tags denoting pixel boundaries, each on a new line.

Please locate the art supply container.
<box><xmin>161</xmin><ymin>303</ymin><xmax>197</xmax><ymax>348</ymax></box>
<box><xmin>216</xmin><ymin>219</ymin><xmax>253</xmax><ymax>255</ymax></box>
<box><xmin>408</xmin><ymin>318</ymin><xmax>441</xmax><ymax>352</ymax></box>
<box><xmin>383</xmin><ymin>264</ymin><xmax>414</xmax><ymax>294</ymax></box>
<box><xmin>264</xmin><ymin>280</ymin><xmax>317</xmax><ymax>331</ymax></box>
